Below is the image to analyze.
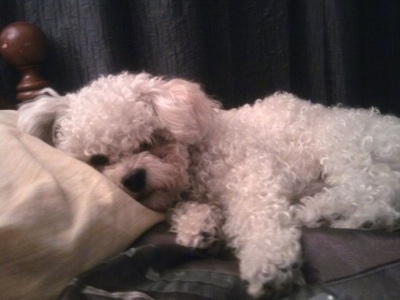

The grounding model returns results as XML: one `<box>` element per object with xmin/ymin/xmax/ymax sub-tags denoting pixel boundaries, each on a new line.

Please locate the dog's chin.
<box><xmin>124</xmin><ymin>188</ymin><xmax>178</xmax><ymax>212</ymax></box>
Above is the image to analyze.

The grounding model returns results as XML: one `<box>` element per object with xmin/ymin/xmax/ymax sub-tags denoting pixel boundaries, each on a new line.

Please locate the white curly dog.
<box><xmin>18</xmin><ymin>72</ymin><xmax>400</xmax><ymax>297</ymax></box>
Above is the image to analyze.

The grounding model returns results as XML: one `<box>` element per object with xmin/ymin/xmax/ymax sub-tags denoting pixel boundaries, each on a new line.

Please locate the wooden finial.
<box><xmin>0</xmin><ymin>21</ymin><xmax>49</xmax><ymax>101</ymax></box>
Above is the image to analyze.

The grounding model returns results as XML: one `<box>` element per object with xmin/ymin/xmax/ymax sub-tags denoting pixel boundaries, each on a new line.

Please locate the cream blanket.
<box><xmin>0</xmin><ymin>110</ymin><xmax>164</xmax><ymax>299</ymax></box>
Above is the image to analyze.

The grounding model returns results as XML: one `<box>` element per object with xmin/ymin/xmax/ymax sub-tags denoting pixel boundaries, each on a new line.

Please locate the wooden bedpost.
<box><xmin>0</xmin><ymin>21</ymin><xmax>49</xmax><ymax>102</ymax></box>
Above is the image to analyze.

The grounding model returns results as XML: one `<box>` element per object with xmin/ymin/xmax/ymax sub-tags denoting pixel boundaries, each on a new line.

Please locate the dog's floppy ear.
<box><xmin>152</xmin><ymin>78</ymin><xmax>220</xmax><ymax>144</ymax></box>
<box><xmin>17</xmin><ymin>90</ymin><xmax>69</xmax><ymax>145</ymax></box>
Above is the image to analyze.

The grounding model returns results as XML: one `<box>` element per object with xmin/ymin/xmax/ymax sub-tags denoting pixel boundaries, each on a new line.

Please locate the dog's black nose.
<box><xmin>121</xmin><ymin>168</ymin><xmax>146</xmax><ymax>192</ymax></box>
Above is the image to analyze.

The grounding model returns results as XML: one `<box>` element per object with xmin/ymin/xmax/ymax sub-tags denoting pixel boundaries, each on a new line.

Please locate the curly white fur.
<box><xmin>18</xmin><ymin>72</ymin><xmax>400</xmax><ymax>297</ymax></box>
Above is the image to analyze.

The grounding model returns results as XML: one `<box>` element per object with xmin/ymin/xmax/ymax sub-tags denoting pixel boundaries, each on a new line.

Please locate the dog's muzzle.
<box><xmin>121</xmin><ymin>168</ymin><xmax>146</xmax><ymax>192</ymax></box>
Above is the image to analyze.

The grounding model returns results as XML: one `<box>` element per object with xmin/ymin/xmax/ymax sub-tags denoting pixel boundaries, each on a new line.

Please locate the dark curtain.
<box><xmin>1</xmin><ymin>0</ymin><xmax>399</xmax><ymax>114</ymax></box>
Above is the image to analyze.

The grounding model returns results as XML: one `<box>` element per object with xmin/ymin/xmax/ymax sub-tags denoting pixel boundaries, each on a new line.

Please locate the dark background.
<box><xmin>1</xmin><ymin>0</ymin><xmax>399</xmax><ymax>114</ymax></box>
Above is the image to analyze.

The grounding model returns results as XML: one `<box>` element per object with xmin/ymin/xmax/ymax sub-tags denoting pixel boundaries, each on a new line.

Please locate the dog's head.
<box><xmin>18</xmin><ymin>72</ymin><xmax>219</xmax><ymax>211</ymax></box>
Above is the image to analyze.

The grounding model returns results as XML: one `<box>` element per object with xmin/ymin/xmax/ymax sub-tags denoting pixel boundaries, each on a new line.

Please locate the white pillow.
<box><xmin>0</xmin><ymin>110</ymin><xmax>164</xmax><ymax>300</ymax></box>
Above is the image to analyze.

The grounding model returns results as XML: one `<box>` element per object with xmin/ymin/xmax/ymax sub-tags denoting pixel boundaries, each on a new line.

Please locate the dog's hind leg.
<box><xmin>293</xmin><ymin>164</ymin><xmax>400</xmax><ymax>230</ymax></box>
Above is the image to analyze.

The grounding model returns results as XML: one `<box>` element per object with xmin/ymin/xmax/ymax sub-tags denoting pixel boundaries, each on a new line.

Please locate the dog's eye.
<box><xmin>139</xmin><ymin>142</ymin><xmax>152</xmax><ymax>152</ymax></box>
<box><xmin>89</xmin><ymin>154</ymin><xmax>109</xmax><ymax>166</ymax></box>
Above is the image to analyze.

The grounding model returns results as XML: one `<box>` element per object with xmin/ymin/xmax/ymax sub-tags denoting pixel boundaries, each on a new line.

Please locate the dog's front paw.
<box><xmin>170</xmin><ymin>202</ymin><xmax>221</xmax><ymax>249</ymax></box>
<box><xmin>245</xmin><ymin>264</ymin><xmax>300</xmax><ymax>298</ymax></box>
<box><xmin>244</xmin><ymin>262</ymin><xmax>304</xmax><ymax>299</ymax></box>
<box><xmin>175</xmin><ymin>226</ymin><xmax>217</xmax><ymax>249</ymax></box>
<box><xmin>239</xmin><ymin>240</ymin><xmax>303</xmax><ymax>298</ymax></box>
